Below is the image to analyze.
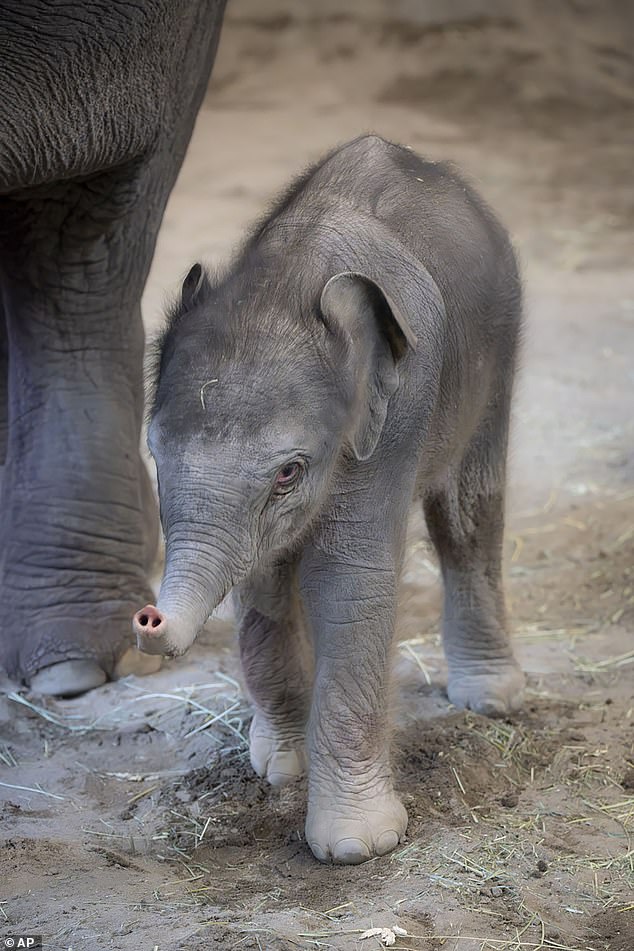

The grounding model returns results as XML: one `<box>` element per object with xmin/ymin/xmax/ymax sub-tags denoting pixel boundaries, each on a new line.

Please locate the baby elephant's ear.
<box><xmin>181</xmin><ymin>263</ymin><xmax>209</xmax><ymax>311</ymax></box>
<box><xmin>320</xmin><ymin>271</ymin><xmax>426</xmax><ymax>461</ymax></box>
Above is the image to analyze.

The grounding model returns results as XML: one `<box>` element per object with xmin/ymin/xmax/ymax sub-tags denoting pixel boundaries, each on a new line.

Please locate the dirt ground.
<box><xmin>1</xmin><ymin>10</ymin><xmax>633</xmax><ymax>951</ymax></box>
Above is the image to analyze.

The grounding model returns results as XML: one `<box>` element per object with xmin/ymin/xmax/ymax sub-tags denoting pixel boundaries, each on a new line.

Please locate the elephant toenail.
<box><xmin>310</xmin><ymin>842</ymin><xmax>328</xmax><ymax>863</ymax></box>
<box><xmin>29</xmin><ymin>660</ymin><xmax>107</xmax><ymax>697</ymax></box>
<box><xmin>333</xmin><ymin>838</ymin><xmax>372</xmax><ymax>864</ymax></box>
<box><xmin>267</xmin><ymin>767</ymin><xmax>301</xmax><ymax>787</ymax></box>
<box><xmin>480</xmin><ymin>698</ymin><xmax>506</xmax><ymax>717</ymax></box>
<box><xmin>376</xmin><ymin>830</ymin><xmax>400</xmax><ymax>854</ymax></box>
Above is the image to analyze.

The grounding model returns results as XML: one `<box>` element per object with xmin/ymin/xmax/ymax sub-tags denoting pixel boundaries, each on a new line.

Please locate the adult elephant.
<box><xmin>0</xmin><ymin>1</ymin><xmax>227</xmax><ymax>695</ymax></box>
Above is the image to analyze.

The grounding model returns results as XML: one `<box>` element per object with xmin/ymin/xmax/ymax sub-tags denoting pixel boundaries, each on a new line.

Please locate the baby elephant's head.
<box><xmin>134</xmin><ymin>261</ymin><xmax>415</xmax><ymax>656</ymax></box>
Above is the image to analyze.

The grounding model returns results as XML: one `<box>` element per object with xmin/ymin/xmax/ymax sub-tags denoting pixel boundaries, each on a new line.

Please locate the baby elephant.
<box><xmin>135</xmin><ymin>134</ymin><xmax>525</xmax><ymax>864</ymax></box>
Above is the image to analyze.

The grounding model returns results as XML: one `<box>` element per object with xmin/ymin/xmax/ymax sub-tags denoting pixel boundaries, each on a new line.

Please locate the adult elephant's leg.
<box><xmin>0</xmin><ymin>299</ymin><xmax>7</xmax><ymax>482</ymax></box>
<box><xmin>0</xmin><ymin>2</ymin><xmax>225</xmax><ymax>696</ymax></box>
<box><xmin>133</xmin><ymin>300</ymin><xmax>161</xmax><ymax>578</ymax></box>
<box><xmin>0</xmin><ymin>172</ymin><xmax>167</xmax><ymax>694</ymax></box>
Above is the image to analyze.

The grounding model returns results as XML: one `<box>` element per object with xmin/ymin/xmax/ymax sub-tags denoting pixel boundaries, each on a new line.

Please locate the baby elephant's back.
<box><xmin>312</xmin><ymin>135</ymin><xmax>519</xmax><ymax>327</ymax></box>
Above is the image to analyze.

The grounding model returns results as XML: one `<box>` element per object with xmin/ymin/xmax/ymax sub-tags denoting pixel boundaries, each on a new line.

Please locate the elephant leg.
<box><xmin>0</xmin><ymin>297</ymin><xmax>7</xmax><ymax>478</ymax></box>
<box><xmin>300</xmin><ymin>492</ymin><xmax>411</xmax><ymax>865</ymax></box>
<box><xmin>139</xmin><ymin>455</ymin><xmax>160</xmax><ymax>575</ymax></box>
<box><xmin>235</xmin><ymin>562</ymin><xmax>311</xmax><ymax>787</ymax></box>
<box><xmin>423</xmin><ymin>404</ymin><xmax>525</xmax><ymax>717</ymax></box>
<box><xmin>0</xmin><ymin>175</ymin><xmax>167</xmax><ymax>694</ymax></box>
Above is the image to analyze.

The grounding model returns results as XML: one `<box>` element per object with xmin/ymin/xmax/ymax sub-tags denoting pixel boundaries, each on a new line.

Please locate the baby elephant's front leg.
<box><xmin>301</xmin><ymin>549</ymin><xmax>407</xmax><ymax>865</ymax></box>
<box><xmin>235</xmin><ymin>564</ymin><xmax>311</xmax><ymax>787</ymax></box>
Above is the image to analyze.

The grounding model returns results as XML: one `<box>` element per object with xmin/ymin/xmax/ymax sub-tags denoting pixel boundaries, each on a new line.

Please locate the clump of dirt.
<box><xmin>156</xmin><ymin>748</ymin><xmax>307</xmax><ymax>852</ymax></box>
<box><xmin>588</xmin><ymin>909</ymin><xmax>633</xmax><ymax>951</ymax></box>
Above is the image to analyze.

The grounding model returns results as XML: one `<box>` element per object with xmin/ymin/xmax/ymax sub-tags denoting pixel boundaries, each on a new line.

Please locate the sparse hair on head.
<box><xmin>143</xmin><ymin>263</ymin><xmax>217</xmax><ymax>423</ymax></box>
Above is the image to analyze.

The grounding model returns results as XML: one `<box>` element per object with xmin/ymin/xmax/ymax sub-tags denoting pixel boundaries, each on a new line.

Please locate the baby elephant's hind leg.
<box><xmin>424</xmin><ymin>413</ymin><xmax>525</xmax><ymax>717</ymax></box>
<box><xmin>235</xmin><ymin>563</ymin><xmax>311</xmax><ymax>786</ymax></box>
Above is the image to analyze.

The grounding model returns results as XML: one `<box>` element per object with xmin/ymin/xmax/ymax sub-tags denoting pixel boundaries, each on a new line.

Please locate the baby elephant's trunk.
<box><xmin>134</xmin><ymin>540</ymin><xmax>231</xmax><ymax>656</ymax></box>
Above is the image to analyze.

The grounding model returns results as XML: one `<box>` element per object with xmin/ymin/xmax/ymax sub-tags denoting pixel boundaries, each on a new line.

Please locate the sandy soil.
<box><xmin>1</xmin><ymin>12</ymin><xmax>633</xmax><ymax>951</ymax></box>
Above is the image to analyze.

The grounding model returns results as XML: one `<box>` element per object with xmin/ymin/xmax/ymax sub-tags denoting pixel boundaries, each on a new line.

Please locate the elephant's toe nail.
<box><xmin>376</xmin><ymin>830</ymin><xmax>400</xmax><ymax>855</ymax></box>
<box><xmin>309</xmin><ymin>842</ymin><xmax>329</xmax><ymax>863</ymax></box>
<box><xmin>29</xmin><ymin>660</ymin><xmax>107</xmax><ymax>697</ymax></box>
<box><xmin>475</xmin><ymin>697</ymin><xmax>505</xmax><ymax>716</ymax></box>
<box><xmin>114</xmin><ymin>646</ymin><xmax>162</xmax><ymax>679</ymax></box>
<box><xmin>481</xmin><ymin>691</ymin><xmax>522</xmax><ymax>717</ymax></box>
<box><xmin>332</xmin><ymin>837</ymin><xmax>372</xmax><ymax>865</ymax></box>
<box><xmin>268</xmin><ymin>772</ymin><xmax>293</xmax><ymax>787</ymax></box>
<box><xmin>267</xmin><ymin>752</ymin><xmax>303</xmax><ymax>787</ymax></box>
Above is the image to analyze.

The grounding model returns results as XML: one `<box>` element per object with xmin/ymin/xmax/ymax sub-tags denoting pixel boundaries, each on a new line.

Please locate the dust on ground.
<box><xmin>1</xmin><ymin>10</ymin><xmax>633</xmax><ymax>951</ymax></box>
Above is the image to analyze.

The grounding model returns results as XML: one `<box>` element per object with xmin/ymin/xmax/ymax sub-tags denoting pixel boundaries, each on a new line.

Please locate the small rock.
<box><xmin>537</xmin><ymin>859</ymin><xmax>548</xmax><ymax>872</ymax></box>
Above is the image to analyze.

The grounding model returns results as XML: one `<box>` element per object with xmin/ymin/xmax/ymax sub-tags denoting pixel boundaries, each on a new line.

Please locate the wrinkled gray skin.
<box><xmin>138</xmin><ymin>135</ymin><xmax>525</xmax><ymax>864</ymax></box>
<box><xmin>0</xmin><ymin>1</ymin><xmax>226</xmax><ymax>695</ymax></box>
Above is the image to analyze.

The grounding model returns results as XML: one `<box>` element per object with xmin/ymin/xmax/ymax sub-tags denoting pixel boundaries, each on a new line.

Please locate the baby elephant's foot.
<box><xmin>448</xmin><ymin>661</ymin><xmax>525</xmax><ymax>717</ymax></box>
<box><xmin>249</xmin><ymin>713</ymin><xmax>306</xmax><ymax>787</ymax></box>
<box><xmin>306</xmin><ymin>781</ymin><xmax>408</xmax><ymax>864</ymax></box>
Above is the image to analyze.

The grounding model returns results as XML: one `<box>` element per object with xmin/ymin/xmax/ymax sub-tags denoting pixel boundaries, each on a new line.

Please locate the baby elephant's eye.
<box><xmin>273</xmin><ymin>461</ymin><xmax>303</xmax><ymax>495</ymax></box>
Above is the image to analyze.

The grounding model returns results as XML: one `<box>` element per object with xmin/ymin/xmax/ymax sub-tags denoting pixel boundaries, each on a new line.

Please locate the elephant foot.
<box><xmin>30</xmin><ymin>660</ymin><xmax>107</xmax><ymax>697</ymax></box>
<box><xmin>1</xmin><ymin>566</ymin><xmax>163</xmax><ymax>696</ymax></box>
<box><xmin>306</xmin><ymin>779</ymin><xmax>408</xmax><ymax>864</ymax></box>
<box><xmin>0</xmin><ymin>440</ymin><xmax>162</xmax><ymax>697</ymax></box>
<box><xmin>249</xmin><ymin>713</ymin><xmax>306</xmax><ymax>786</ymax></box>
<box><xmin>447</xmin><ymin>661</ymin><xmax>525</xmax><ymax>717</ymax></box>
<box><xmin>29</xmin><ymin>648</ymin><xmax>162</xmax><ymax>698</ymax></box>
<box><xmin>114</xmin><ymin>645</ymin><xmax>162</xmax><ymax>680</ymax></box>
